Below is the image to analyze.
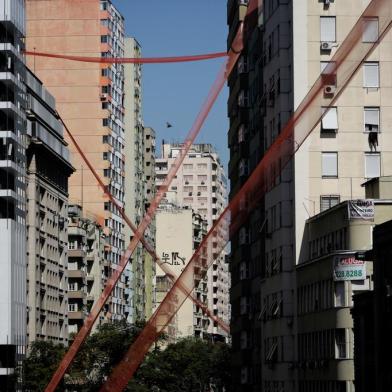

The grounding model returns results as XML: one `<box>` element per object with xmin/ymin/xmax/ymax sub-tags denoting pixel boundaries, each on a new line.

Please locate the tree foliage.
<box><xmin>22</xmin><ymin>322</ymin><xmax>232</xmax><ymax>392</ymax></box>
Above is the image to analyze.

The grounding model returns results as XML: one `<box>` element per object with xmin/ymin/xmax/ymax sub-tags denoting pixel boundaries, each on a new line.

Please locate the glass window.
<box><xmin>363</xmin><ymin>17</ymin><xmax>379</xmax><ymax>43</ymax></box>
<box><xmin>334</xmin><ymin>281</ymin><xmax>346</xmax><ymax>307</ymax></box>
<box><xmin>363</xmin><ymin>62</ymin><xmax>379</xmax><ymax>88</ymax></box>
<box><xmin>364</xmin><ymin>107</ymin><xmax>380</xmax><ymax>132</ymax></box>
<box><xmin>320</xmin><ymin>16</ymin><xmax>336</xmax><ymax>42</ymax></box>
<box><xmin>322</xmin><ymin>152</ymin><xmax>338</xmax><ymax>178</ymax></box>
<box><xmin>320</xmin><ymin>195</ymin><xmax>340</xmax><ymax>212</ymax></box>
<box><xmin>335</xmin><ymin>329</ymin><xmax>348</xmax><ymax>359</ymax></box>
<box><xmin>365</xmin><ymin>153</ymin><xmax>380</xmax><ymax>178</ymax></box>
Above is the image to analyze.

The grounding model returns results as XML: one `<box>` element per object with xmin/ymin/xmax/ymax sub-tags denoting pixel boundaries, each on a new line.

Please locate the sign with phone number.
<box><xmin>333</xmin><ymin>255</ymin><xmax>366</xmax><ymax>281</ymax></box>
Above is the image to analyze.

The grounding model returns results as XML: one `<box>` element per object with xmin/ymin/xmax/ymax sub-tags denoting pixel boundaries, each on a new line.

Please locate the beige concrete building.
<box><xmin>155</xmin><ymin>204</ymin><xmax>208</xmax><ymax>340</ymax></box>
<box><xmin>227</xmin><ymin>0</ymin><xmax>392</xmax><ymax>390</ymax></box>
<box><xmin>296</xmin><ymin>196</ymin><xmax>392</xmax><ymax>392</ymax></box>
<box><xmin>156</xmin><ymin>143</ymin><xmax>229</xmax><ymax>338</ymax></box>
<box><xmin>25</xmin><ymin>69</ymin><xmax>74</xmax><ymax>344</ymax></box>
<box><xmin>26</xmin><ymin>0</ymin><xmax>127</xmax><ymax>320</ymax></box>
<box><xmin>67</xmin><ymin>204</ymin><xmax>107</xmax><ymax>335</ymax></box>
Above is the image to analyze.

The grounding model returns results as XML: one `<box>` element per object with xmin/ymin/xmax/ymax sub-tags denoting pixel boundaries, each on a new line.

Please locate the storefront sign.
<box><xmin>348</xmin><ymin>199</ymin><xmax>374</xmax><ymax>220</ymax></box>
<box><xmin>333</xmin><ymin>255</ymin><xmax>366</xmax><ymax>281</ymax></box>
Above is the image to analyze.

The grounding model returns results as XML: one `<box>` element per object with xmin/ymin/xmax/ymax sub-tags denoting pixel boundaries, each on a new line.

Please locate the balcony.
<box><xmin>68</xmin><ymin>311</ymin><xmax>84</xmax><ymax>320</ymax></box>
<box><xmin>68</xmin><ymin>270</ymin><xmax>86</xmax><ymax>279</ymax></box>
<box><xmin>86</xmin><ymin>274</ymin><xmax>94</xmax><ymax>282</ymax></box>
<box><xmin>68</xmin><ymin>290</ymin><xmax>85</xmax><ymax>299</ymax></box>
<box><xmin>68</xmin><ymin>249</ymin><xmax>86</xmax><ymax>258</ymax></box>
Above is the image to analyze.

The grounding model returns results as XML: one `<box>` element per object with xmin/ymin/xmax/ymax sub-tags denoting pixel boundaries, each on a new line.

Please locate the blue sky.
<box><xmin>112</xmin><ymin>1</ymin><xmax>229</xmax><ymax>167</ymax></box>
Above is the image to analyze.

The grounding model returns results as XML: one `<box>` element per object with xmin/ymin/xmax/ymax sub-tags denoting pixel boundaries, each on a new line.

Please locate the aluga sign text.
<box><xmin>333</xmin><ymin>255</ymin><xmax>366</xmax><ymax>281</ymax></box>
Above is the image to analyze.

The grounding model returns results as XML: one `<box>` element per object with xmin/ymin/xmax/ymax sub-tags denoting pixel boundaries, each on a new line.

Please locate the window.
<box><xmin>363</xmin><ymin>17</ymin><xmax>379</xmax><ymax>43</ymax></box>
<box><xmin>320</xmin><ymin>16</ymin><xmax>336</xmax><ymax>42</ymax></box>
<box><xmin>363</xmin><ymin>62</ymin><xmax>379</xmax><ymax>88</ymax></box>
<box><xmin>321</xmin><ymin>107</ymin><xmax>338</xmax><ymax>131</ymax></box>
<box><xmin>334</xmin><ymin>281</ymin><xmax>346</xmax><ymax>307</ymax></box>
<box><xmin>321</xmin><ymin>61</ymin><xmax>337</xmax><ymax>85</ymax></box>
<box><xmin>320</xmin><ymin>195</ymin><xmax>340</xmax><ymax>212</ymax></box>
<box><xmin>322</xmin><ymin>152</ymin><xmax>338</xmax><ymax>178</ymax></box>
<box><xmin>68</xmin><ymin>282</ymin><xmax>77</xmax><ymax>291</ymax></box>
<box><xmin>364</xmin><ymin>107</ymin><xmax>380</xmax><ymax>132</ymax></box>
<box><xmin>183</xmin><ymin>164</ymin><xmax>193</xmax><ymax>171</ymax></box>
<box><xmin>68</xmin><ymin>303</ymin><xmax>78</xmax><ymax>312</ymax></box>
<box><xmin>335</xmin><ymin>329</ymin><xmax>348</xmax><ymax>359</ymax></box>
<box><xmin>100</xmin><ymin>35</ymin><xmax>108</xmax><ymax>43</ymax></box>
<box><xmin>365</xmin><ymin>153</ymin><xmax>380</xmax><ymax>178</ymax></box>
<box><xmin>240</xmin><ymin>297</ymin><xmax>248</xmax><ymax>315</ymax></box>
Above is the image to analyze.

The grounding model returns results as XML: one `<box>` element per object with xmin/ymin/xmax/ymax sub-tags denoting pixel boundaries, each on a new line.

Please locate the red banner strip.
<box><xmin>23</xmin><ymin>50</ymin><xmax>227</xmax><ymax>64</ymax></box>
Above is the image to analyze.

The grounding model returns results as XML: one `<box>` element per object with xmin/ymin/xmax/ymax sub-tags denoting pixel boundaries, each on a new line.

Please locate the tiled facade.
<box><xmin>26</xmin><ymin>0</ymin><xmax>127</xmax><ymax>320</ymax></box>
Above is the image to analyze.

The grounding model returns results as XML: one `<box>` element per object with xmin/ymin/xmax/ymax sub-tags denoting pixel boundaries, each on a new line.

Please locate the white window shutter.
<box><xmin>364</xmin><ymin>63</ymin><xmax>379</xmax><ymax>88</ymax></box>
<box><xmin>320</xmin><ymin>17</ymin><xmax>336</xmax><ymax>42</ymax></box>
<box><xmin>363</xmin><ymin>18</ymin><xmax>379</xmax><ymax>43</ymax></box>
<box><xmin>322</xmin><ymin>152</ymin><xmax>338</xmax><ymax>177</ymax></box>
<box><xmin>364</xmin><ymin>108</ymin><xmax>380</xmax><ymax>131</ymax></box>
<box><xmin>322</xmin><ymin>107</ymin><xmax>338</xmax><ymax>130</ymax></box>
<box><xmin>365</xmin><ymin>153</ymin><xmax>380</xmax><ymax>178</ymax></box>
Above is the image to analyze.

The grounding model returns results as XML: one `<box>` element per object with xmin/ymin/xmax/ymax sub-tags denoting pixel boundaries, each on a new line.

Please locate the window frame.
<box><xmin>364</xmin><ymin>152</ymin><xmax>381</xmax><ymax>179</ymax></box>
<box><xmin>321</xmin><ymin>107</ymin><xmax>339</xmax><ymax>132</ymax></box>
<box><xmin>362</xmin><ymin>17</ymin><xmax>379</xmax><ymax>43</ymax></box>
<box><xmin>320</xmin><ymin>195</ymin><xmax>340</xmax><ymax>212</ymax></box>
<box><xmin>320</xmin><ymin>16</ymin><xmax>336</xmax><ymax>43</ymax></box>
<box><xmin>322</xmin><ymin>152</ymin><xmax>338</xmax><ymax>178</ymax></box>
<box><xmin>363</xmin><ymin>62</ymin><xmax>380</xmax><ymax>88</ymax></box>
<box><xmin>364</xmin><ymin>107</ymin><xmax>380</xmax><ymax>133</ymax></box>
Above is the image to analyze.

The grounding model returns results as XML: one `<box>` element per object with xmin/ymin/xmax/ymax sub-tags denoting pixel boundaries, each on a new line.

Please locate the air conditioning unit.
<box><xmin>324</xmin><ymin>85</ymin><xmax>336</xmax><ymax>96</ymax></box>
<box><xmin>320</xmin><ymin>42</ymin><xmax>334</xmax><ymax>51</ymax></box>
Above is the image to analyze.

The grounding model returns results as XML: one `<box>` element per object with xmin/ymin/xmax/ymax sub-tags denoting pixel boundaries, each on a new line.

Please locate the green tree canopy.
<box><xmin>22</xmin><ymin>322</ymin><xmax>232</xmax><ymax>392</ymax></box>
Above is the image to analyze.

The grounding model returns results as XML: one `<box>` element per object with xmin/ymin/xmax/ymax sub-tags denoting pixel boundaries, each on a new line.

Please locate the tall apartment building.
<box><xmin>227</xmin><ymin>1</ymin><xmax>392</xmax><ymax>391</ymax></box>
<box><xmin>155</xmin><ymin>204</ymin><xmax>209</xmax><ymax>340</ymax></box>
<box><xmin>25</xmin><ymin>68</ymin><xmax>73</xmax><ymax>345</ymax></box>
<box><xmin>155</xmin><ymin>143</ymin><xmax>229</xmax><ymax>339</ymax></box>
<box><xmin>0</xmin><ymin>0</ymin><xmax>26</xmax><ymax>382</ymax></box>
<box><xmin>26</xmin><ymin>0</ymin><xmax>127</xmax><ymax>320</ymax></box>
<box><xmin>143</xmin><ymin>126</ymin><xmax>156</xmax><ymax>318</ymax></box>
<box><xmin>67</xmin><ymin>204</ymin><xmax>107</xmax><ymax>335</ymax></box>
<box><xmin>124</xmin><ymin>37</ymin><xmax>147</xmax><ymax>322</ymax></box>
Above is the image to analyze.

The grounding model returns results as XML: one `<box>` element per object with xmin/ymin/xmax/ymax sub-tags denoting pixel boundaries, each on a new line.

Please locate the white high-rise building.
<box><xmin>228</xmin><ymin>0</ymin><xmax>392</xmax><ymax>391</ymax></box>
<box><xmin>155</xmin><ymin>143</ymin><xmax>230</xmax><ymax>338</ymax></box>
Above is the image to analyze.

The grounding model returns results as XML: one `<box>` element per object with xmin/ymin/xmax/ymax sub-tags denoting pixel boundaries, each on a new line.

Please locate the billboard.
<box><xmin>333</xmin><ymin>255</ymin><xmax>366</xmax><ymax>281</ymax></box>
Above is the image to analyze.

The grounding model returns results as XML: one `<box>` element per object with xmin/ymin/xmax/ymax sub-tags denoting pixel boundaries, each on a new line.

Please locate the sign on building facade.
<box><xmin>347</xmin><ymin>199</ymin><xmax>374</xmax><ymax>220</ymax></box>
<box><xmin>333</xmin><ymin>255</ymin><xmax>366</xmax><ymax>281</ymax></box>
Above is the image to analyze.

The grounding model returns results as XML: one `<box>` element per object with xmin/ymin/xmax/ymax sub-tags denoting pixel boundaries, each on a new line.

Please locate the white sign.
<box><xmin>333</xmin><ymin>255</ymin><xmax>366</xmax><ymax>281</ymax></box>
<box><xmin>348</xmin><ymin>199</ymin><xmax>374</xmax><ymax>220</ymax></box>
